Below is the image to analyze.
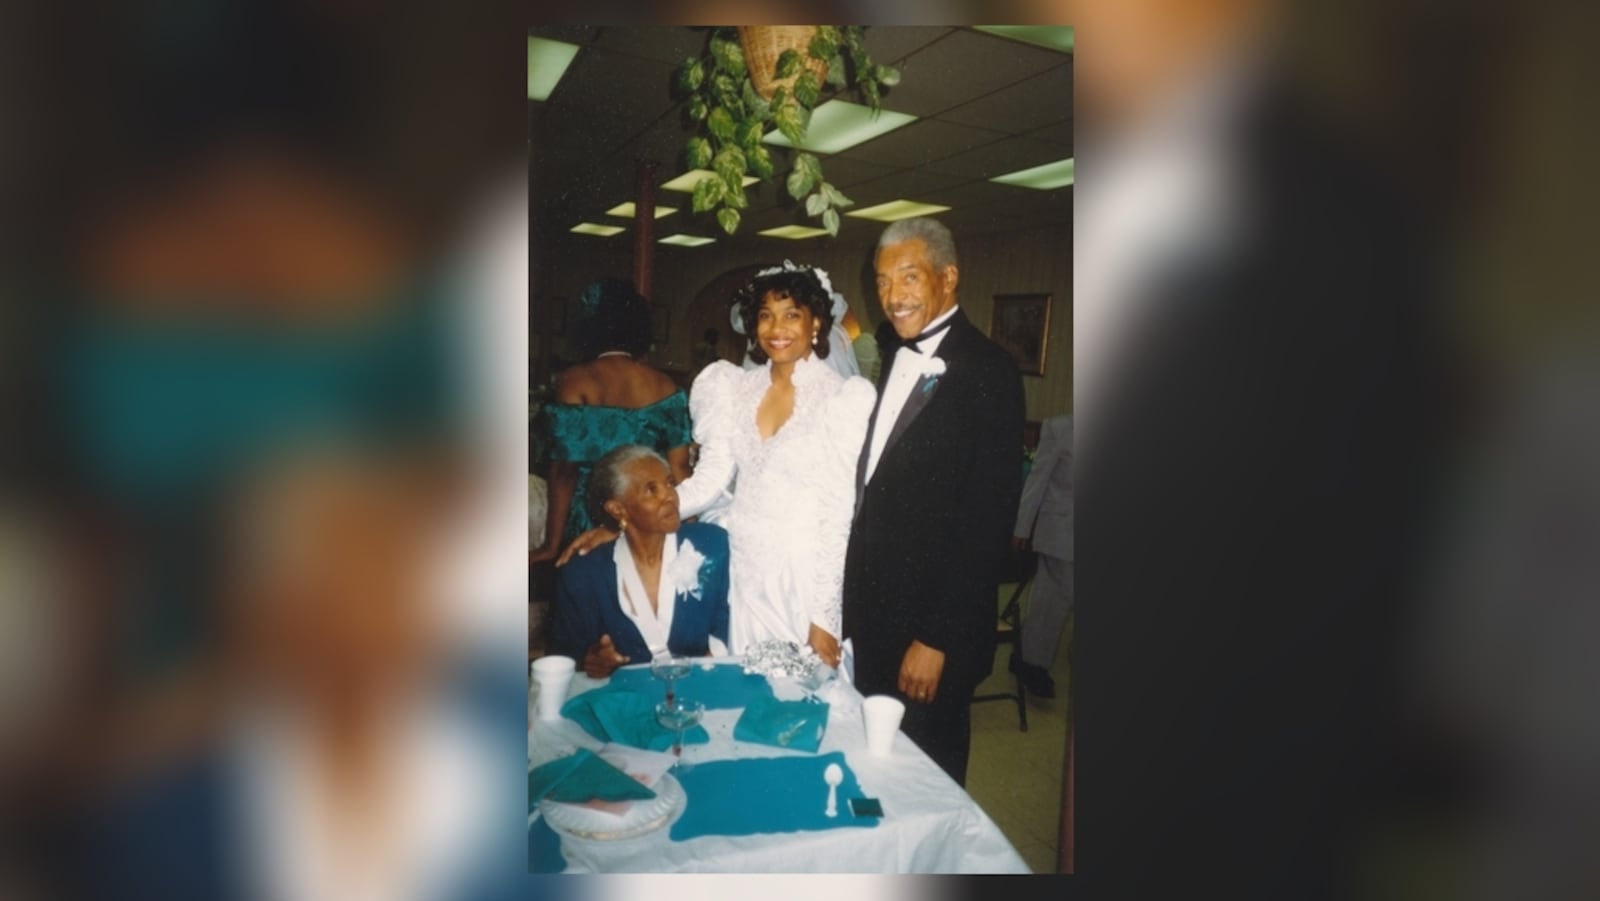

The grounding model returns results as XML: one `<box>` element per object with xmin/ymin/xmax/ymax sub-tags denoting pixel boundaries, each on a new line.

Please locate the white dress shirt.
<box><xmin>864</xmin><ymin>305</ymin><xmax>959</xmax><ymax>483</ymax></box>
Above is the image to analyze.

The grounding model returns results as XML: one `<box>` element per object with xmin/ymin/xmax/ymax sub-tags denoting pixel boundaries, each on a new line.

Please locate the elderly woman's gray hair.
<box><xmin>878</xmin><ymin>217</ymin><xmax>958</xmax><ymax>270</ymax></box>
<box><xmin>586</xmin><ymin>444</ymin><xmax>670</xmax><ymax>528</ymax></box>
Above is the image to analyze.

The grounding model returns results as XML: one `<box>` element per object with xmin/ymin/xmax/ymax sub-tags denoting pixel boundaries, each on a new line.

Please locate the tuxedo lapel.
<box><xmin>880</xmin><ymin>369</ymin><xmax>943</xmax><ymax>457</ymax></box>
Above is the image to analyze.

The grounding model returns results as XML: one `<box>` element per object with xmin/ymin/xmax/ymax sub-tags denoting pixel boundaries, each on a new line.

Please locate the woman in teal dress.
<box><xmin>532</xmin><ymin>279</ymin><xmax>692</xmax><ymax>562</ymax></box>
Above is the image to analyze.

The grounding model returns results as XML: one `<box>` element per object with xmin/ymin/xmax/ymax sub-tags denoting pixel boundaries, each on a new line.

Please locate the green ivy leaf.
<box><xmin>686</xmin><ymin>136</ymin><xmax>712</xmax><ymax>170</ymax></box>
<box><xmin>805</xmin><ymin>191</ymin><xmax>828</xmax><ymax>218</ymax></box>
<box><xmin>774</xmin><ymin>100</ymin><xmax>806</xmax><ymax>145</ymax></box>
<box><xmin>877</xmin><ymin>65</ymin><xmax>901</xmax><ymax>88</ymax></box>
<box><xmin>711</xmin><ymin>34</ymin><xmax>744</xmax><ymax>75</ymax></box>
<box><xmin>825</xmin><ymin>57</ymin><xmax>846</xmax><ymax>88</ymax></box>
<box><xmin>691</xmin><ymin>175</ymin><xmax>717</xmax><ymax>213</ymax></box>
<box><xmin>822</xmin><ymin>208</ymin><xmax>840</xmax><ymax>236</ymax></box>
<box><xmin>786</xmin><ymin>166</ymin><xmax>813</xmax><ymax>201</ymax></box>
<box><xmin>748</xmin><ymin>144</ymin><xmax>775</xmax><ymax>180</ymax></box>
<box><xmin>736</xmin><ymin>119</ymin><xmax>763</xmax><ymax>153</ymax></box>
<box><xmin>687</xmin><ymin>95</ymin><xmax>709</xmax><ymax>122</ymax></box>
<box><xmin>775</xmin><ymin>49</ymin><xmax>802</xmax><ymax>79</ymax></box>
<box><xmin>797</xmin><ymin>152</ymin><xmax>824</xmax><ymax>185</ymax></box>
<box><xmin>741</xmin><ymin>78</ymin><xmax>771</xmax><ymax>122</ymax></box>
<box><xmin>794</xmin><ymin>70</ymin><xmax>821</xmax><ymax>108</ymax></box>
<box><xmin>861</xmin><ymin>79</ymin><xmax>880</xmax><ymax>110</ymax></box>
<box><xmin>707</xmin><ymin>106</ymin><xmax>736</xmax><ymax>144</ymax></box>
<box><xmin>808</xmin><ymin>32</ymin><xmax>836</xmax><ymax>61</ymax></box>
<box><xmin>677</xmin><ymin>58</ymin><xmax>705</xmax><ymax>94</ymax></box>
<box><xmin>821</xmin><ymin>182</ymin><xmax>854</xmax><ymax>208</ymax></box>
<box><xmin>712</xmin><ymin>72</ymin><xmax>739</xmax><ymax>110</ymax></box>
<box><xmin>717</xmin><ymin>207</ymin><xmax>740</xmax><ymax>235</ymax></box>
<box><xmin>713</xmin><ymin>146</ymin><xmax>746</xmax><ymax>188</ymax></box>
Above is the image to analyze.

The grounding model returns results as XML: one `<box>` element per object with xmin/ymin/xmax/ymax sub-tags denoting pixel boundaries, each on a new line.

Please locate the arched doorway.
<box><xmin>684</xmin><ymin>263</ymin><xmax>765</xmax><ymax>375</ymax></box>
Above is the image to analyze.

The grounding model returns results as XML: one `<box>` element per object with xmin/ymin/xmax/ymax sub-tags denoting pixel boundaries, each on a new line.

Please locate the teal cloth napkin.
<box><xmin>528</xmin><ymin>816</ymin><xmax>566</xmax><ymax>873</ymax></box>
<box><xmin>560</xmin><ymin>687</ymin><xmax>711</xmax><ymax>751</ymax></box>
<box><xmin>669</xmin><ymin>751</ymin><xmax>877</xmax><ymax>840</ymax></box>
<box><xmin>733</xmin><ymin>696</ymin><xmax>829</xmax><ymax>752</ymax></box>
<box><xmin>608</xmin><ymin>662</ymin><xmax>774</xmax><ymax>710</ymax></box>
<box><xmin>528</xmin><ymin>748</ymin><xmax>657</xmax><ymax>807</ymax></box>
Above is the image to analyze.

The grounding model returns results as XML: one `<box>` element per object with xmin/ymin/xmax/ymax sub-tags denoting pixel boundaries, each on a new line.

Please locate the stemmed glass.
<box><xmin>649</xmin><ymin>652</ymin><xmax>692</xmax><ymax>705</ymax></box>
<box><xmin>797</xmin><ymin>660</ymin><xmax>836</xmax><ymax>703</ymax></box>
<box><xmin>653</xmin><ymin>699</ymin><xmax>705</xmax><ymax>772</ymax></box>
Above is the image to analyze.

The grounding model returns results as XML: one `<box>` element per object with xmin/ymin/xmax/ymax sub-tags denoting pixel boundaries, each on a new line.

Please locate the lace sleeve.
<box><xmin>807</xmin><ymin>376</ymin><xmax>876</xmax><ymax>638</ymax></box>
<box><xmin>676</xmin><ymin>362</ymin><xmax>741</xmax><ymax>518</ymax></box>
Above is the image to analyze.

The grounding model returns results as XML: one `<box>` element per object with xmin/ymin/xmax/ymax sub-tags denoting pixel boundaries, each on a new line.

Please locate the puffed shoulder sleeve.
<box><xmin>676</xmin><ymin>362</ymin><xmax>742</xmax><ymax>518</ymax></box>
<box><xmin>806</xmin><ymin>375</ymin><xmax>878</xmax><ymax>639</ymax></box>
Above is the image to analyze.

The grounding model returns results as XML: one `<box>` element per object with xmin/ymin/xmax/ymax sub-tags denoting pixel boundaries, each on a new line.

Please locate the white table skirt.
<box><xmin>529</xmin><ymin>662</ymin><xmax>1029</xmax><ymax>874</ymax></box>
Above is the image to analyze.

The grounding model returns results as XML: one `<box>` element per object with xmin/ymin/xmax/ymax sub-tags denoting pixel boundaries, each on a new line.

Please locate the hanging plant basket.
<box><xmin>673</xmin><ymin>25</ymin><xmax>900</xmax><ymax>237</ymax></box>
<box><xmin>738</xmin><ymin>26</ymin><xmax>828</xmax><ymax>101</ymax></box>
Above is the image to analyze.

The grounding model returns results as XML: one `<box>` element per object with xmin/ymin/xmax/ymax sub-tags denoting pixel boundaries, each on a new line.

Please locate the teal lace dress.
<box><xmin>541</xmin><ymin>391</ymin><xmax>692</xmax><ymax>542</ymax></box>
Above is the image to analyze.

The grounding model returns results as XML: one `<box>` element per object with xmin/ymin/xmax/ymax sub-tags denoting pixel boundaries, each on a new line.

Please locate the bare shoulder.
<box><xmin>554</xmin><ymin>363</ymin><xmax>599</xmax><ymax>404</ymax></box>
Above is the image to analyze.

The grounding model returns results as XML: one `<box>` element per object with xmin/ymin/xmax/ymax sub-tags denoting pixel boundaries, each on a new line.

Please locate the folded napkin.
<box><xmin>560</xmin><ymin>687</ymin><xmax>711</xmax><ymax>751</ymax></box>
<box><xmin>608</xmin><ymin>662</ymin><xmax>774</xmax><ymax>710</ymax></box>
<box><xmin>528</xmin><ymin>816</ymin><xmax>566</xmax><ymax>873</ymax></box>
<box><xmin>669</xmin><ymin>751</ymin><xmax>877</xmax><ymax>840</ymax></box>
<box><xmin>528</xmin><ymin>748</ymin><xmax>657</xmax><ymax>807</ymax></box>
<box><xmin>733</xmin><ymin>696</ymin><xmax>829</xmax><ymax>752</ymax></box>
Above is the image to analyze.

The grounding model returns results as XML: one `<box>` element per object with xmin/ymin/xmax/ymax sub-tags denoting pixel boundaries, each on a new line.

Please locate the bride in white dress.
<box><xmin>677</xmin><ymin>262</ymin><xmax>875</xmax><ymax>665</ymax></box>
<box><xmin>560</xmin><ymin>261</ymin><xmax>874</xmax><ymax>667</ymax></box>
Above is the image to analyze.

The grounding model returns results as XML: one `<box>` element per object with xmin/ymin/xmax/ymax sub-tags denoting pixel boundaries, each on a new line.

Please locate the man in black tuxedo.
<box><xmin>843</xmin><ymin>217</ymin><xmax>1025</xmax><ymax>786</ymax></box>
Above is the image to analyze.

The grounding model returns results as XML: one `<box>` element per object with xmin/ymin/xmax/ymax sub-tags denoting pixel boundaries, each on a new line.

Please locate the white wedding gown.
<box><xmin>677</xmin><ymin>355</ymin><xmax>875</xmax><ymax>653</ymax></box>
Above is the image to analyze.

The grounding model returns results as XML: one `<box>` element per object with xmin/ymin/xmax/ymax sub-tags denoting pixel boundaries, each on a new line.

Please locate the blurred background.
<box><xmin>2</xmin><ymin>0</ymin><xmax>1599</xmax><ymax>898</ymax></box>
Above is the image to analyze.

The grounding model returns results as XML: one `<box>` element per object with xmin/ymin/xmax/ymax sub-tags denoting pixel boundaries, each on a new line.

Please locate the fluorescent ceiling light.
<box><xmin>990</xmin><ymin>157</ymin><xmax>1074</xmax><ymax>190</ymax></box>
<box><xmin>528</xmin><ymin>36</ymin><xmax>580</xmax><ymax>101</ymax></box>
<box><xmin>973</xmin><ymin>26</ymin><xmax>1074</xmax><ymax>54</ymax></box>
<box><xmin>658</xmin><ymin>234</ymin><xmax>716</xmax><ymax>247</ymax></box>
<box><xmin>846</xmin><ymin>199</ymin><xmax>953</xmax><ymax>222</ymax></box>
<box><xmin>661</xmin><ymin>169</ymin><xmax>758</xmax><ymax>192</ymax></box>
<box><xmin>758</xmin><ymin>225</ymin><xmax>831</xmax><ymax>239</ymax></box>
<box><xmin>570</xmin><ymin>222</ymin><xmax>625</xmax><ymax>236</ymax></box>
<box><xmin>763</xmin><ymin>100</ymin><xmax>917</xmax><ymax>154</ymax></box>
<box><xmin>606</xmin><ymin>202</ymin><xmax>678</xmax><ymax>219</ymax></box>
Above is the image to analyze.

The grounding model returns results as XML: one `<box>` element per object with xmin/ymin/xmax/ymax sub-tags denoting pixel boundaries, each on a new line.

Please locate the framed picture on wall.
<box><xmin>990</xmin><ymin>293</ymin><xmax>1053</xmax><ymax>376</ymax></box>
<box><xmin>652</xmin><ymin>306</ymin><xmax>671</xmax><ymax>344</ymax></box>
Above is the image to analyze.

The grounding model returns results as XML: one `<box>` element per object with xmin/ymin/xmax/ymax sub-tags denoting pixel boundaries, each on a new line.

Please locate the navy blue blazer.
<box><xmin>550</xmin><ymin>521</ymin><xmax>731</xmax><ymax>664</ymax></box>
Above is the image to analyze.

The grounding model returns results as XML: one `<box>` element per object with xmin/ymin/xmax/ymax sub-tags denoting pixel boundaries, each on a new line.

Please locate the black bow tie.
<box><xmin>878</xmin><ymin>314</ymin><xmax>954</xmax><ymax>353</ymax></box>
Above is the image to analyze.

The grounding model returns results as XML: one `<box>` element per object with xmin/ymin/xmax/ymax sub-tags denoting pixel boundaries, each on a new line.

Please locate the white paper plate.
<box><xmin>539</xmin><ymin>773</ymin><xmax>684</xmax><ymax>841</ymax></box>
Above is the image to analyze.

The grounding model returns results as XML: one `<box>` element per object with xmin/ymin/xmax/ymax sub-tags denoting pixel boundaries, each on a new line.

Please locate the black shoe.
<box><xmin>1016</xmin><ymin>659</ymin><xmax>1056</xmax><ymax>699</ymax></box>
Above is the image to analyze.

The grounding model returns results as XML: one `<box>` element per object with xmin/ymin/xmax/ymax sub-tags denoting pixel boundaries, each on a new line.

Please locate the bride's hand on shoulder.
<box><xmin>555</xmin><ymin>526</ymin><xmax>620</xmax><ymax>566</ymax></box>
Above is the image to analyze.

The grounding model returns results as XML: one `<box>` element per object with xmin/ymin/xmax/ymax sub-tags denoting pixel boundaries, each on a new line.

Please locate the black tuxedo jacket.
<box><xmin>843</xmin><ymin>310</ymin><xmax>1025</xmax><ymax>696</ymax></box>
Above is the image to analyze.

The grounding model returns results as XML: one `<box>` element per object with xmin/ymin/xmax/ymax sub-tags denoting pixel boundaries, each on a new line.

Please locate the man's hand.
<box><xmin>807</xmin><ymin>623</ymin><xmax>841</xmax><ymax>669</ymax></box>
<box><xmin>1011</xmin><ymin>535</ymin><xmax>1029</xmax><ymax>552</ymax></box>
<box><xmin>583</xmin><ymin>634</ymin><xmax>629</xmax><ymax>678</ymax></box>
<box><xmin>898</xmin><ymin>640</ymin><xmax>945</xmax><ymax>704</ymax></box>
<box><xmin>555</xmin><ymin>526</ymin><xmax>620</xmax><ymax>567</ymax></box>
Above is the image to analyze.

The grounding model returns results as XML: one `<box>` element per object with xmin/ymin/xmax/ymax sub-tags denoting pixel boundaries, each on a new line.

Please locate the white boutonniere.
<box><xmin>665</xmin><ymin>539</ymin><xmax>710</xmax><ymax>601</ymax></box>
<box><xmin>913</xmin><ymin>354</ymin><xmax>947</xmax><ymax>392</ymax></box>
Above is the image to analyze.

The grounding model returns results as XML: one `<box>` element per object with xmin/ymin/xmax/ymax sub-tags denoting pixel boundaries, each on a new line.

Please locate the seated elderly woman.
<box><xmin>550</xmin><ymin>444</ymin><xmax>731</xmax><ymax>677</ymax></box>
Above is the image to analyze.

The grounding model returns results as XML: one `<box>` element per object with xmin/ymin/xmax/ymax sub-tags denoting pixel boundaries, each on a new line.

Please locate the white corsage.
<box><xmin>665</xmin><ymin>539</ymin><xmax>710</xmax><ymax>601</ymax></box>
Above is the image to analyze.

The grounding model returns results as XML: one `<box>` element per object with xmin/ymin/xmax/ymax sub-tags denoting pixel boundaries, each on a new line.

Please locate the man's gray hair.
<box><xmin>586</xmin><ymin>444</ymin><xmax>669</xmax><ymax>527</ymax></box>
<box><xmin>878</xmin><ymin>217</ymin><xmax>958</xmax><ymax>270</ymax></box>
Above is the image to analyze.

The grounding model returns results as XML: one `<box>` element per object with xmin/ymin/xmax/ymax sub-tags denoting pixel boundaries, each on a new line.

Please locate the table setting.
<box><xmin>528</xmin><ymin>641</ymin><xmax>1029</xmax><ymax>873</ymax></box>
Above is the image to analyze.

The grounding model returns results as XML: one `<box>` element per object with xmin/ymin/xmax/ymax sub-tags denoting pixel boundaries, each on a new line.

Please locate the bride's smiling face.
<box><xmin>755</xmin><ymin>292</ymin><xmax>818</xmax><ymax>366</ymax></box>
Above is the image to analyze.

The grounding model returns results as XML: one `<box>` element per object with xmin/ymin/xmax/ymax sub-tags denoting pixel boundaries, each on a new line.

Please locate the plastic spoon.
<box><xmin>824</xmin><ymin>762</ymin><xmax>843</xmax><ymax>817</ymax></box>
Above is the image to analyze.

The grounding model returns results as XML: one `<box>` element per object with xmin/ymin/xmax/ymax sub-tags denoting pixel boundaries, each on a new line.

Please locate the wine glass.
<box><xmin>653</xmin><ymin>699</ymin><xmax>705</xmax><ymax>772</ymax></box>
<box><xmin>797</xmin><ymin>659</ymin><xmax>836</xmax><ymax>703</ymax></box>
<box><xmin>649</xmin><ymin>653</ymin><xmax>692</xmax><ymax>705</ymax></box>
